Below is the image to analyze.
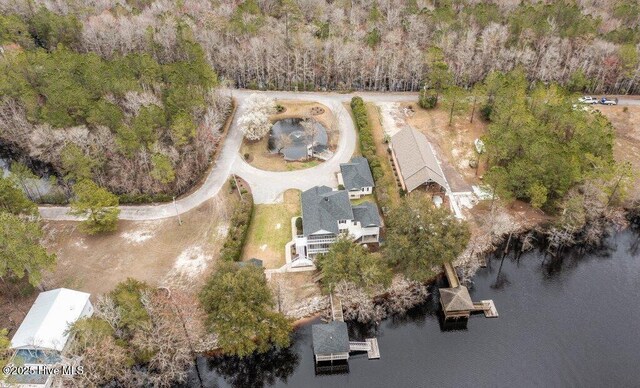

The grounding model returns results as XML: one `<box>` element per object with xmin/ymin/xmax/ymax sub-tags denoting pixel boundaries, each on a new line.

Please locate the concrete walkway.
<box><xmin>38</xmin><ymin>90</ymin><xmax>417</xmax><ymax>221</ymax></box>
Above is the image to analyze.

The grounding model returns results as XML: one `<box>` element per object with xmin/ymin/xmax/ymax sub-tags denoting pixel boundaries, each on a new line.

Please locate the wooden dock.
<box><xmin>443</xmin><ymin>262</ymin><xmax>460</xmax><ymax>288</ymax></box>
<box><xmin>366</xmin><ymin>338</ymin><xmax>380</xmax><ymax>359</ymax></box>
<box><xmin>348</xmin><ymin>338</ymin><xmax>380</xmax><ymax>359</ymax></box>
<box><xmin>472</xmin><ymin>300</ymin><xmax>499</xmax><ymax>318</ymax></box>
<box><xmin>330</xmin><ymin>293</ymin><xmax>344</xmax><ymax>322</ymax></box>
<box><xmin>442</xmin><ymin>263</ymin><xmax>499</xmax><ymax>321</ymax></box>
<box><xmin>481</xmin><ymin>300</ymin><xmax>498</xmax><ymax>317</ymax></box>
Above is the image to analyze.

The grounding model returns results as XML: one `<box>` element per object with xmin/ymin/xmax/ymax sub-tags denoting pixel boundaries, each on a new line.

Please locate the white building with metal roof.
<box><xmin>11</xmin><ymin>288</ymin><xmax>93</xmax><ymax>353</ymax></box>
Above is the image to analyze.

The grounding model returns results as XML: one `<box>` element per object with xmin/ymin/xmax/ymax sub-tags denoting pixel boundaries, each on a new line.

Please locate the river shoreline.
<box><xmin>189</xmin><ymin>227</ymin><xmax>640</xmax><ymax>387</ymax></box>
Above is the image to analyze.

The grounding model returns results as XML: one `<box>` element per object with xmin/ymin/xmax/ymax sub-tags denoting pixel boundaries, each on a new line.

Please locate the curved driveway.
<box><xmin>38</xmin><ymin>91</ymin><xmax>418</xmax><ymax>221</ymax></box>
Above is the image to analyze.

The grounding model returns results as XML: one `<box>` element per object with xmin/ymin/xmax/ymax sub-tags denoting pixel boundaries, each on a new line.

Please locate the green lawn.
<box><xmin>242</xmin><ymin>190</ymin><xmax>300</xmax><ymax>269</ymax></box>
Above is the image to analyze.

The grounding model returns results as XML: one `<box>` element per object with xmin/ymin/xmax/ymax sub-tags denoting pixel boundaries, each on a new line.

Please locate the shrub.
<box><xmin>219</xmin><ymin>195</ymin><xmax>254</xmax><ymax>262</ymax></box>
<box><xmin>418</xmin><ymin>89</ymin><xmax>437</xmax><ymax>109</ymax></box>
<box><xmin>480</xmin><ymin>104</ymin><xmax>493</xmax><ymax>121</ymax></box>
<box><xmin>295</xmin><ymin>217</ymin><xmax>303</xmax><ymax>234</ymax></box>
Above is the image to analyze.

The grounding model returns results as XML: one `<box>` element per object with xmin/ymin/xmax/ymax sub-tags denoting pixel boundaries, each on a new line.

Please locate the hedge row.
<box><xmin>220</xmin><ymin>195</ymin><xmax>254</xmax><ymax>262</ymax></box>
<box><xmin>350</xmin><ymin>97</ymin><xmax>384</xmax><ymax>181</ymax></box>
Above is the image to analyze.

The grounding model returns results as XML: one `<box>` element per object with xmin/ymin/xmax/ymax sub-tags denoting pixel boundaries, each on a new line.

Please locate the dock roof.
<box><xmin>312</xmin><ymin>321</ymin><xmax>350</xmax><ymax>355</ymax></box>
<box><xmin>439</xmin><ymin>286</ymin><xmax>474</xmax><ymax>312</ymax></box>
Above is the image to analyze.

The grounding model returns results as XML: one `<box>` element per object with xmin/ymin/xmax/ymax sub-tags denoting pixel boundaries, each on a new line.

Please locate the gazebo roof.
<box><xmin>439</xmin><ymin>286</ymin><xmax>474</xmax><ymax>312</ymax></box>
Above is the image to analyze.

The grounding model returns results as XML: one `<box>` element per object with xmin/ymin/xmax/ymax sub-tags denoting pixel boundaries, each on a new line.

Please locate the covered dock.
<box><xmin>312</xmin><ymin>321</ymin><xmax>350</xmax><ymax>363</ymax></box>
<box><xmin>312</xmin><ymin>292</ymin><xmax>381</xmax><ymax>368</ymax></box>
<box><xmin>440</xmin><ymin>262</ymin><xmax>499</xmax><ymax>320</ymax></box>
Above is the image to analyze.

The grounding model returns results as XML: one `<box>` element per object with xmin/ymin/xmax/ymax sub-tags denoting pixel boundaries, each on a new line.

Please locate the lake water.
<box><xmin>189</xmin><ymin>230</ymin><xmax>640</xmax><ymax>387</ymax></box>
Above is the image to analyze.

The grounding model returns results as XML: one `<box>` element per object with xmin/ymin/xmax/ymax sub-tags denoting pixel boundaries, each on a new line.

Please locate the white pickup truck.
<box><xmin>578</xmin><ymin>96</ymin><xmax>599</xmax><ymax>104</ymax></box>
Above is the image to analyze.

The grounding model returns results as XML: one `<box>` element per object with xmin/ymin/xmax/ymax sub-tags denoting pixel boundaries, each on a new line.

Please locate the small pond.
<box><xmin>268</xmin><ymin>118</ymin><xmax>328</xmax><ymax>161</ymax></box>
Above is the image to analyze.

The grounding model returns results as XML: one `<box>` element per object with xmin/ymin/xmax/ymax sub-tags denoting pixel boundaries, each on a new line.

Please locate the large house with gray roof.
<box><xmin>337</xmin><ymin>156</ymin><xmax>375</xmax><ymax>199</ymax></box>
<box><xmin>294</xmin><ymin>185</ymin><xmax>381</xmax><ymax>262</ymax></box>
<box><xmin>389</xmin><ymin>127</ymin><xmax>448</xmax><ymax>193</ymax></box>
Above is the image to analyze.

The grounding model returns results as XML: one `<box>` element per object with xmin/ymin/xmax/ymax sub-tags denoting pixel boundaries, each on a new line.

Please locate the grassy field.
<box><xmin>242</xmin><ymin>189</ymin><xmax>301</xmax><ymax>269</ymax></box>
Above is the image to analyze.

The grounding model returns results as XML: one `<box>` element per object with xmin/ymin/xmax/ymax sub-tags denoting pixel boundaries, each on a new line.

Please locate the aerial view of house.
<box><xmin>1</xmin><ymin>1</ymin><xmax>639</xmax><ymax>387</ymax></box>
<box><xmin>293</xmin><ymin>185</ymin><xmax>381</xmax><ymax>264</ymax></box>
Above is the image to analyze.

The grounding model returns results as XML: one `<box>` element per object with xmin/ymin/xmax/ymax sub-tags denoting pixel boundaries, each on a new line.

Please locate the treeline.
<box><xmin>5</xmin><ymin>0</ymin><xmax>640</xmax><ymax>93</ymax></box>
<box><xmin>0</xmin><ymin>9</ymin><xmax>232</xmax><ymax>200</ymax></box>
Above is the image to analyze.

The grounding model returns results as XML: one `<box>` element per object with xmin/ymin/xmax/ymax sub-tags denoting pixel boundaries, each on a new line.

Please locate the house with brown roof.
<box><xmin>389</xmin><ymin>127</ymin><xmax>448</xmax><ymax>193</ymax></box>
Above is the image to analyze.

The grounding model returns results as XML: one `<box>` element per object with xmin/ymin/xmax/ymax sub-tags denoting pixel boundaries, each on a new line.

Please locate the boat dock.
<box><xmin>348</xmin><ymin>338</ymin><xmax>380</xmax><ymax>359</ymax></box>
<box><xmin>472</xmin><ymin>300</ymin><xmax>499</xmax><ymax>318</ymax></box>
<box><xmin>440</xmin><ymin>262</ymin><xmax>499</xmax><ymax>321</ymax></box>
<box><xmin>330</xmin><ymin>293</ymin><xmax>344</xmax><ymax>322</ymax></box>
<box><xmin>312</xmin><ymin>292</ymin><xmax>381</xmax><ymax>368</ymax></box>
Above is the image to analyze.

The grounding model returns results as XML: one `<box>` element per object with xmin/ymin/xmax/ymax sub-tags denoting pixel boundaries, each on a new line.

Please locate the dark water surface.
<box><xmin>191</xmin><ymin>230</ymin><xmax>640</xmax><ymax>388</ymax></box>
<box><xmin>268</xmin><ymin>118</ymin><xmax>328</xmax><ymax>161</ymax></box>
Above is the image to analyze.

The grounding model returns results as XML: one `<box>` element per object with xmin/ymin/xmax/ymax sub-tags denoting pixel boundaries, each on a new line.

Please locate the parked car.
<box><xmin>600</xmin><ymin>97</ymin><xmax>618</xmax><ymax>105</ymax></box>
<box><xmin>578</xmin><ymin>96</ymin><xmax>598</xmax><ymax>104</ymax></box>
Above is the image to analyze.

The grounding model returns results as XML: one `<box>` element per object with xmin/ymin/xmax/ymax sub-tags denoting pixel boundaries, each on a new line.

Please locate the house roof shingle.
<box><xmin>301</xmin><ymin>186</ymin><xmax>353</xmax><ymax>236</ymax></box>
<box><xmin>352</xmin><ymin>201</ymin><xmax>381</xmax><ymax>227</ymax></box>
<box><xmin>340</xmin><ymin>156</ymin><xmax>375</xmax><ymax>190</ymax></box>
<box><xmin>312</xmin><ymin>321</ymin><xmax>350</xmax><ymax>355</ymax></box>
<box><xmin>390</xmin><ymin>127</ymin><xmax>448</xmax><ymax>192</ymax></box>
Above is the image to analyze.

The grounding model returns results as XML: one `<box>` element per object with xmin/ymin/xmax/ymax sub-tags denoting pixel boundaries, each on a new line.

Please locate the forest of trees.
<box><xmin>0</xmin><ymin>7</ymin><xmax>232</xmax><ymax>201</ymax></box>
<box><xmin>481</xmin><ymin>69</ymin><xmax>620</xmax><ymax>210</ymax></box>
<box><xmin>1</xmin><ymin>0</ymin><xmax>639</xmax><ymax>200</ymax></box>
<box><xmin>2</xmin><ymin>0</ymin><xmax>638</xmax><ymax>93</ymax></box>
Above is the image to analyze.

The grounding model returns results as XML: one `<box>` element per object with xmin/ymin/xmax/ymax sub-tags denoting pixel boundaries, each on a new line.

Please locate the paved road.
<box><xmin>38</xmin><ymin>91</ymin><xmax>418</xmax><ymax>221</ymax></box>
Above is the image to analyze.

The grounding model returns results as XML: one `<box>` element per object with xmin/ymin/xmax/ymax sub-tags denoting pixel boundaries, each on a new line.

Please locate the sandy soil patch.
<box><xmin>269</xmin><ymin>271</ymin><xmax>326</xmax><ymax>319</ymax></box>
<box><xmin>41</xmin><ymin>189</ymin><xmax>237</xmax><ymax>296</ymax></box>
<box><xmin>378</xmin><ymin>102</ymin><xmax>408</xmax><ymax>137</ymax></box>
<box><xmin>597</xmin><ymin>105</ymin><xmax>640</xmax><ymax>197</ymax></box>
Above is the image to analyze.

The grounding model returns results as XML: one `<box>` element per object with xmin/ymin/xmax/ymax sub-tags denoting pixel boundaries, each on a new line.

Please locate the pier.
<box><xmin>312</xmin><ymin>292</ymin><xmax>381</xmax><ymax>369</ymax></box>
<box><xmin>440</xmin><ymin>262</ymin><xmax>498</xmax><ymax>320</ymax></box>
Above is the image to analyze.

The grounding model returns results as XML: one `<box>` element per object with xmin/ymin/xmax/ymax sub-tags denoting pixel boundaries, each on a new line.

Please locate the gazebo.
<box><xmin>439</xmin><ymin>286</ymin><xmax>474</xmax><ymax>320</ymax></box>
